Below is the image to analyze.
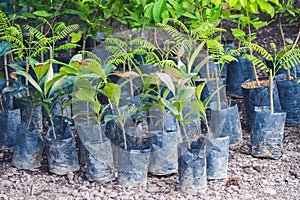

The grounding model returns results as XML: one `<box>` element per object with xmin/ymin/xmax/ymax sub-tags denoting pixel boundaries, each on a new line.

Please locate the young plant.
<box><xmin>156</xmin><ymin>18</ymin><xmax>236</xmax><ymax>80</ymax></box>
<box><xmin>67</xmin><ymin>53</ymin><xmax>116</xmax><ymax>143</ymax></box>
<box><xmin>105</xmin><ymin>33</ymin><xmax>156</xmax><ymax>96</ymax></box>
<box><xmin>10</xmin><ymin>55</ymin><xmax>76</xmax><ymax>139</ymax></box>
<box><xmin>232</xmin><ymin>40</ymin><xmax>300</xmax><ymax>80</ymax></box>
<box><xmin>103</xmin><ymin>80</ymin><xmax>138</xmax><ymax>150</ymax></box>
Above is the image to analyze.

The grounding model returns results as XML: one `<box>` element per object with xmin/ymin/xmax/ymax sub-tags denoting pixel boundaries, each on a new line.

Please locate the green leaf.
<box><xmin>15</xmin><ymin>71</ymin><xmax>42</xmax><ymax>93</ymax></box>
<box><xmin>122</xmin><ymin>106</ymin><xmax>138</xmax><ymax>122</ymax></box>
<box><xmin>44</xmin><ymin>64</ymin><xmax>54</xmax><ymax>95</ymax></box>
<box><xmin>160</xmin><ymin>98</ymin><xmax>179</xmax><ymax>115</ymax></box>
<box><xmin>49</xmin><ymin>75</ymin><xmax>76</xmax><ymax>97</ymax></box>
<box><xmin>195</xmin><ymin>82</ymin><xmax>206</xmax><ymax>101</ymax></box>
<box><xmin>249</xmin><ymin>2</ymin><xmax>259</xmax><ymax>14</ymax></box>
<box><xmin>269</xmin><ymin>0</ymin><xmax>279</xmax><ymax>5</ymax></box>
<box><xmin>228</xmin><ymin>0</ymin><xmax>238</xmax><ymax>7</ymax></box>
<box><xmin>257</xmin><ymin>0</ymin><xmax>275</xmax><ymax>17</ymax></box>
<box><xmin>94</xmin><ymin>100</ymin><xmax>101</xmax><ymax>115</ymax></box>
<box><xmin>252</xmin><ymin>20</ymin><xmax>268</xmax><ymax>29</ymax></box>
<box><xmin>154</xmin><ymin>72</ymin><xmax>175</xmax><ymax>95</ymax></box>
<box><xmin>153</xmin><ymin>0</ymin><xmax>166</xmax><ymax>23</ymax></box>
<box><xmin>188</xmin><ymin>41</ymin><xmax>206</xmax><ymax>73</ymax></box>
<box><xmin>75</xmin><ymin>89</ymin><xmax>95</xmax><ymax>103</ymax></box>
<box><xmin>33</xmin><ymin>62</ymin><xmax>50</xmax><ymax>81</ymax></box>
<box><xmin>240</xmin><ymin>0</ymin><xmax>247</xmax><ymax>7</ymax></box>
<box><xmin>0</xmin><ymin>42</ymin><xmax>11</xmax><ymax>56</ymax></box>
<box><xmin>211</xmin><ymin>0</ymin><xmax>222</xmax><ymax>6</ymax></box>
<box><xmin>104</xmin><ymin>114</ymin><xmax>115</xmax><ymax>124</ymax></box>
<box><xmin>33</xmin><ymin>10</ymin><xmax>52</xmax><ymax>17</ymax></box>
<box><xmin>191</xmin><ymin>100</ymin><xmax>207</xmax><ymax>121</ymax></box>
<box><xmin>70</xmin><ymin>31</ymin><xmax>83</xmax><ymax>43</ymax></box>
<box><xmin>177</xmin><ymin>86</ymin><xmax>195</xmax><ymax>102</ymax></box>
<box><xmin>231</xmin><ymin>28</ymin><xmax>246</xmax><ymax>40</ymax></box>
<box><xmin>103</xmin><ymin>83</ymin><xmax>121</xmax><ymax>108</ymax></box>
<box><xmin>144</xmin><ymin>2</ymin><xmax>154</xmax><ymax>21</ymax></box>
<box><xmin>20</xmin><ymin>12</ymin><xmax>37</xmax><ymax>18</ymax></box>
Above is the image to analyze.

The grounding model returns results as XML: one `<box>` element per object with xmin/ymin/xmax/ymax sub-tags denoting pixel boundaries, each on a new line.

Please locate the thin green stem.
<box><xmin>181</xmin><ymin>123</ymin><xmax>190</xmax><ymax>150</ymax></box>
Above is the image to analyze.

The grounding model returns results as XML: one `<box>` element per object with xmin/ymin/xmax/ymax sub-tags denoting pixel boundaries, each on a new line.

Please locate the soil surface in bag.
<box><xmin>12</xmin><ymin>123</ymin><xmax>44</xmax><ymax>169</ymax></box>
<box><xmin>250</xmin><ymin>106</ymin><xmax>286</xmax><ymax>159</ymax></box>
<box><xmin>46</xmin><ymin>117</ymin><xmax>79</xmax><ymax>175</ymax></box>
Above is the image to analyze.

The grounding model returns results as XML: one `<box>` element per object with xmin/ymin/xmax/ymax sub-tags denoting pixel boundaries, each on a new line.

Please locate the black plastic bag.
<box><xmin>250</xmin><ymin>106</ymin><xmax>286</xmax><ymax>159</ymax></box>
<box><xmin>13</xmin><ymin>99</ymin><xmax>43</xmax><ymax>130</ymax></box>
<box><xmin>210</xmin><ymin>100</ymin><xmax>243</xmax><ymax>150</ymax></box>
<box><xmin>242</xmin><ymin>79</ymin><xmax>281</xmax><ymax>127</ymax></box>
<box><xmin>178</xmin><ymin>138</ymin><xmax>207</xmax><ymax>194</ymax></box>
<box><xmin>117</xmin><ymin>146</ymin><xmax>150</xmax><ymax>186</ymax></box>
<box><xmin>206</xmin><ymin>136</ymin><xmax>229</xmax><ymax>180</ymax></box>
<box><xmin>147</xmin><ymin>130</ymin><xmax>181</xmax><ymax>175</ymax></box>
<box><xmin>276</xmin><ymin>78</ymin><xmax>300</xmax><ymax>126</ymax></box>
<box><xmin>76</xmin><ymin>123</ymin><xmax>115</xmax><ymax>182</ymax></box>
<box><xmin>45</xmin><ymin>117</ymin><xmax>79</xmax><ymax>175</ymax></box>
<box><xmin>200</xmin><ymin>78</ymin><xmax>226</xmax><ymax>104</ymax></box>
<box><xmin>12</xmin><ymin>123</ymin><xmax>44</xmax><ymax>169</ymax></box>
<box><xmin>0</xmin><ymin>108</ymin><xmax>21</xmax><ymax>149</ymax></box>
<box><xmin>226</xmin><ymin>56</ymin><xmax>255</xmax><ymax>98</ymax></box>
<box><xmin>85</xmin><ymin>139</ymin><xmax>115</xmax><ymax>182</ymax></box>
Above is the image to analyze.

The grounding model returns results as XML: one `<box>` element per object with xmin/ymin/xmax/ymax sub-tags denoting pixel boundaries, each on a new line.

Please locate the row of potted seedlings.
<box><xmin>0</xmin><ymin>14</ymin><xmax>299</xmax><ymax>194</ymax></box>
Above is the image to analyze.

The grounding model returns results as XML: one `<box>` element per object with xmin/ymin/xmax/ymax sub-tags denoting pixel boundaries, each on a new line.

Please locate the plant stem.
<box><xmin>205</xmin><ymin>120</ymin><xmax>210</xmax><ymax>139</ymax></box>
<box><xmin>269</xmin><ymin>69</ymin><xmax>274</xmax><ymax>114</ymax></box>
<box><xmin>0</xmin><ymin>95</ymin><xmax>4</xmax><ymax>112</ymax></box>
<box><xmin>248</xmin><ymin>23</ymin><xmax>260</xmax><ymax>86</ymax></box>
<box><xmin>27</xmin><ymin>107</ymin><xmax>34</xmax><ymax>132</ymax></box>
<box><xmin>4</xmin><ymin>53</ymin><xmax>9</xmax><ymax>87</ymax></box>
<box><xmin>287</xmin><ymin>29</ymin><xmax>300</xmax><ymax>80</ymax></box>
<box><xmin>214</xmin><ymin>68</ymin><xmax>221</xmax><ymax>111</ymax></box>
<box><xmin>206</xmin><ymin>49</ymin><xmax>210</xmax><ymax>80</ymax></box>
<box><xmin>82</xmin><ymin>30</ymin><xmax>87</xmax><ymax>60</ymax></box>
<box><xmin>278</xmin><ymin>14</ymin><xmax>286</xmax><ymax>47</ymax></box>
<box><xmin>181</xmin><ymin>123</ymin><xmax>190</xmax><ymax>150</ymax></box>
<box><xmin>25</xmin><ymin>57</ymin><xmax>29</xmax><ymax>96</ymax></box>
<box><xmin>87</xmin><ymin>102</ymin><xmax>89</xmax><ymax>126</ymax></box>
<box><xmin>121</xmin><ymin>124</ymin><xmax>127</xmax><ymax>150</ymax></box>
<box><xmin>128</xmin><ymin>59</ymin><xmax>134</xmax><ymax>97</ymax></box>
<box><xmin>97</xmin><ymin>121</ymin><xmax>103</xmax><ymax>143</ymax></box>
<box><xmin>49</xmin><ymin>114</ymin><xmax>57</xmax><ymax>140</ymax></box>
